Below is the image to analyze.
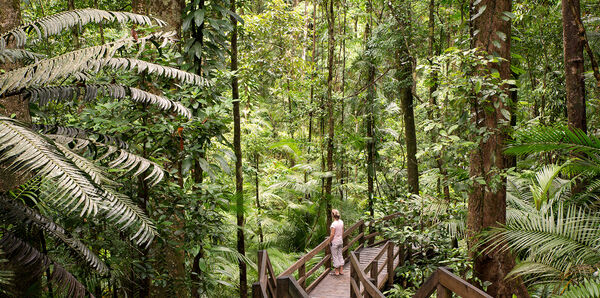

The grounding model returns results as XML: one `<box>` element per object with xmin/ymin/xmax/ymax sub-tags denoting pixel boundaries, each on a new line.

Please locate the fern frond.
<box><xmin>0</xmin><ymin>231</ymin><xmax>89</xmax><ymax>297</ymax></box>
<box><xmin>0</xmin><ymin>197</ymin><xmax>109</xmax><ymax>275</ymax></box>
<box><xmin>0</xmin><ymin>117</ymin><xmax>101</xmax><ymax>216</ymax></box>
<box><xmin>0</xmin><ymin>48</ymin><xmax>44</xmax><ymax>64</ymax></box>
<box><xmin>28</xmin><ymin>84</ymin><xmax>192</xmax><ymax>119</ymax></box>
<box><xmin>0</xmin><ymin>8</ymin><xmax>165</xmax><ymax>47</ymax></box>
<box><xmin>0</xmin><ymin>31</ymin><xmax>175</xmax><ymax>95</ymax></box>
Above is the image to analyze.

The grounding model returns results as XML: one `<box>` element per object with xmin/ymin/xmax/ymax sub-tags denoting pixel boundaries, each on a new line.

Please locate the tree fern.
<box><xmin>0</xmin><ymin>48</ymin><xmax>44</xmax><ymax>64</ymax></box>
<box><xmin>33</xmin><ymin>123</ymin><xmax>128</xmax><ymax>149</ymax></box>
<box><xmin>0</xmin><ymin>8</ymin><xmax>165</xmax><ymax>48</ymax></box>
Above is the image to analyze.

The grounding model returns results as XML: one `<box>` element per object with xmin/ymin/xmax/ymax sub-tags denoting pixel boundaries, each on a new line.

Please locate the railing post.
<box><xmin>298</xmin><ymin>263</ymin><xmax>306</xmax><ymax>288</ymax></box>
<box><xmin>359</xmin><ymin>222</ymin><xmax>365</xmax><ymax>248</ymax></box>
<box><xmin>370</xmin><ymin>260</ymin><xmax>378</xmax><ymax>289</ymax></box>
<box><xmin>325</xmin><ymin>237</ymin><xmax>332</xmax><ymax>269</ymax></box>
<box><xmin>387</xmin><ymin>242</ymin><xmax>394</xmax><ymax>287</ymax></box>
<box><xmin>350</xmin><ymin>254</ymin><xmax>359</xmax><ymax>298</ymax></box>
<box><xmin>436</xmin><ymin>284</ymin><xmax>452</xmax><ymax>298</ymax></box>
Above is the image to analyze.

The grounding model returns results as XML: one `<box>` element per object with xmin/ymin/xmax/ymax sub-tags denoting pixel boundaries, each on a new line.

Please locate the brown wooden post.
<box><xmin>252</xmin><ymin>282</ymin><xmax>262</xmax><ymax>298</ymax></box>
<box><xmin>370</xmin><ymin>261</ymin><xmax>378</xmax><ymax>288</ymax></box>
<box><xmin>350</xmin><ymin>256</ymin><xmax>359</xmax><ymax>298</ymax></box>
<box><xmin>276</xmin><ymin>277</ymin><xmax>290</xmax><ymax>298</ymax></box>
<box><xmin>325</xmin><ymin>237</ymin><xmax>332</xmax><ymax>269</ymax></box>
<box><xmin>298</xmin><ymin>263</ymin><xmax>306</xmax><ymax>288</ymax></box>
<box><xmin>257</xmin><ymin>250</ymin><xmax>265</xmax><ymax>277</ymax></box>
<box><xmin>436</xmin><ymin>284</ymin><xmax>452</xmax><ymax>298</ymax></box>
<box><xmin>343</xmin><ymin>234</ymin><xmax>348</xmax><ymax>260</ymax></box>
<box><xmin>387</xmin><ymin>242</ymin><xmax>394</xmax><ymax>287</ymax></box>
<box><xmin>399</xmin><ymin>244</ymin><xmax>405</xmax><ymax>267</ymax></box>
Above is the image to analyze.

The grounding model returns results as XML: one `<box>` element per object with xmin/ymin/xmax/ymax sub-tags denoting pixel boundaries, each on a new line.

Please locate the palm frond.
<box><xmin>558</xmin><ymin>279</ymin><xmax>600</xmax><ymax>298</ymax></box>
<box><xmin>507</xmin><ymin>126</ymin><xmax>600</xmax><ymax>157</ymax></box>
<box><xmin>0</xmin><ymin>251</ymin><xmax>13</xmax><ymax>295</ymax></box>
<box><xmin>0</xmin><ymin>231</ymin><xmax>89</xmax><ymax>297</ymax></box>
<box><xmin>0</xmin><ymin>8</ymin><xmax>165</xmax><ymax>48</ymax></box>
<box><xmin>0</xmin><ymin>31</ymin><xmax>176</xmax><ymax>95</ymax></box>
<box><xmin>100</xmin><ymin>57</ymin><xmax>208</xmax><ymax>86</ymax></box>
<box><xmin>0</xmin><ymin>48</ymin><xmax>44</xmax><ymax>64</ymax></box>
<box><xmin>27</xmin><ymin>84</ymin><xmax>192</xmax><ymax>119</ymax></box>
<box><xmin>0</xmin><ymin>117</ymin><xmax>101</xmax><ymax>216</ymax></box>
<box><xmin>102</xmin><ymin>189</ymin><xmax>157</xmax><ymax>246</ymax></box>
<box><xmin>47</xmin><ymin>134</ymin><xmax>164</xmax><ymax>186</ymax></box>
<box><xmin>33</xmin><ymin>123</ymin><xmax>128</xmax><ymax>149</ymax></box>
<box><xmin>0</xmin><ymin>197</ymin><xmax>109</xmax><ymax>275</ymax></box>
<box><xmin>483</xmin><ymin>204</ymin><xmax>600</xmax><ymax>280</ymax></box>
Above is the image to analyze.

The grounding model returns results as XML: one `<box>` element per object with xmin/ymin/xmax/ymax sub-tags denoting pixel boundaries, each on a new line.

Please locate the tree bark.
<box><xmin>231</xmin><ymin>0</ymin><xmax>247</xmax><ymax>297</ymax></box>
<box><xmin>324</xmin><ymin>0</ymin><xmax>335</xmax><ymax>229</ymax></box>
<box><xmin>561</xmin><ymin>0</ymin><xmax>586</xmax><ymax>133</ymax></box>
<box><xmin>132</xmin><ymin>0</ymin><xmax>185</xmax><ymax>37</ymax></box>
<box><xmin>467</xmin><ymin>0</ymin><xmax>529</xmax><ymax>296</ymax></box>
<box><xmin>365</xmin><ymin>20</ymin><xmax>376</xmax><ymax>223</ymax></box>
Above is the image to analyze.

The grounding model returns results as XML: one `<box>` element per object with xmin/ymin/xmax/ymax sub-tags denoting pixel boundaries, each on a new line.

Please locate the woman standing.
<box><xmin>329</xmin><ymin>209</ymin><xmax>344</xmax><ymax>275</ymax></box>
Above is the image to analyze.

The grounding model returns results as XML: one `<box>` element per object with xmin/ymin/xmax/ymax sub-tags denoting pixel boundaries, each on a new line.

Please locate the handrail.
<box><xmin>254</xmin><ymin>212</ymin><xmax>403</xmax><ymax>297</ymax></box>
<box><xmin>413</xmin><ymin>267</ymin><xmax>492</xmax><ymax>298</ymax></box>
<box><xmin>350</xmin><ymin>251</ymin><xmax>385</xmax><ymax>298</ymax></box>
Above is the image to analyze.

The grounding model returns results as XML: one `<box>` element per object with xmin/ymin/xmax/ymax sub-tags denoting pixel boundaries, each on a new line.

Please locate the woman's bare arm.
<box><xmin>329</xmin><ymin>227</ymin><xmax>335</xmax><ymax>243</ymax></box>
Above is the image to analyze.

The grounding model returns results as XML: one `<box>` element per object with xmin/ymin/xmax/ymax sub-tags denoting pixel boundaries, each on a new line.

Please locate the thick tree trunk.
<box><xmin>467</xmin><ymin>0</ymin><xmax>529</xmax><ymax>296</ymax></box>
<box><xmin>324</xmin><ymin>0</ymin><xmax>335</xmax><ymax>229</ymax></box>
<box><xmin>561</xmin><ymin>0</ymin><xmax>586</xmax><ymax>133</ymax></box>
<box><xmin>132</xmin><ymin>0</ymin><xmax>185</xmax><ymax>37</ymax></box>
<box><xmin>230</xmin><ymin>1</ymin><xmax>247</xmax><ymax>297</ymax></box>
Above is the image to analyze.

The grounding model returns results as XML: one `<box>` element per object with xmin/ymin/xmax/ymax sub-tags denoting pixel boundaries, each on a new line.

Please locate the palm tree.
<box><xmin>482</xmin><ymin>126</ymin><xmax>600</xmax><ymax>296</ymax></box>
<box><xmin>0</xmin><ymin>9</ymin><xmax>205</xmax><ymax>296</ymax></box>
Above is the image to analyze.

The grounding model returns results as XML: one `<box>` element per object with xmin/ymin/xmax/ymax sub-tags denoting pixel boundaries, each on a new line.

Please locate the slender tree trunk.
<box><xmin>231</xmin><ymin>1</ymin><xmax>247</xmax><ymax>296</ymax></box>
<box><xmin>365</xmin><ymin>21</ymin><xmax>376</xmax><ymax>222</ymax></box>
<box><xmin>395</xmin><ymin>2</ymin><xmax>419</xmax><ymax>195</ymax></box>
<box><xmin>562</xmin><ymin>0</ymin><xmax>586</xmax><ymax>133</ymax></box>
<box><xmin>324</xmin><ymin>0</ymin><xmax>335</xmax><ymax>229</ymax></box>
<box><xmin>339</xmin><ymin>0</ymin><xmax>347</xmax><ymax>201</ymax></box>
<box><xmin>255</xmin><ymin>153</ymin><xmax>263</xmax><ymax>244</ymax></box>
<box><xmin>467</xmin><ymin>0</ymin><xmax>529</xmax><ymax>296</ymax></box>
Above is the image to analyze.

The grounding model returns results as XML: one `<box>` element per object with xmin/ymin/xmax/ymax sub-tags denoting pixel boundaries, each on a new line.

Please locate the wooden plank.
<box><xmin>305</xmin><ymin>267</ymin><xmax>331</xmax><ymax>293</ymax></box>
<box><xmin>437</xmin><ymin>268</ymin><xmax>492</xmax><ymax>298</ymax></box>
<box><xmin>387</xmin><ymin>243</ymin><xmax>394</xmax><ymax>287</ymax></box>
<box><xmin>364</xmin><ymin>231</ymin><xmax>379</xmax><ymax>241</ymax></box>
<box><xmin>372</xmin><ymin>242</ymin><xmax>389</xmax><ymax>262</ymax></box>
<box><xmin>279</xmin><ymin>238</ymin><xmax>330</xmax><ymax>277</ymax></box>
<box><xmin>413</xmin><ymin>271</ymin><xmax>439</xmax><ymax>298</ymax></box>
<box><xmin>304</xmin><ymin>255</ymin><xmax>330</xmax><ymax>282</ymax></box>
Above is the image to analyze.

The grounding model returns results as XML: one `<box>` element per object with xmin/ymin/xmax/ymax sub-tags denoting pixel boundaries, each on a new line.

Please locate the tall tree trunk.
<box><xmin>365</xmin><ymin>20</ymin><xmax>376</xmax><ymax>222</ymax></box>
<box><xmin>324</xmin><ymin>0</ymin><xmax>335</xmax><ymax>229</ymax></box>
<box><xmin>562</xmin><ymin>0</ymin><xmax>586</xmax><ymax>133</ymax></box>
<box><xmin>467</xmin><ymin>0</ymin><xmax>529</xmax><ymax>296</ymax></box>
<box><xmin>395</xmin><ymin>2</ymin><xmax>419</xmax><ymax>195</ymax></box>
<box><xmin>255</xmin><ymin>153</ymin><xmax>263</xmax><ymax>244</ymax></box>
<box><xmin>230</xmin><ymin>0</ymin><xmax>247</xmax><ymax>297</ymax></box>
<box><xmin>0</xmin><ymin>0</ymin><xmax>31</xmax><ymax>193</ymax></box>
<box><xmin>339</xmin><ymin>0</ymin><xmax>347</xmax><ymax>201</ymax></box>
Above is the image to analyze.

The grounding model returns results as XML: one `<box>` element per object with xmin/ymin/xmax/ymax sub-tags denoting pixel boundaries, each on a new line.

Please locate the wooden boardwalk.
<box><xmin>308</xmin><ymin>244</ymin><xmax>400</xmax><ymax>298</ymax></box>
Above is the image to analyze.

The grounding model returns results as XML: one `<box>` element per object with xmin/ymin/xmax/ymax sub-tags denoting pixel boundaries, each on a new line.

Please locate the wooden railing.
<box><xmin>253</xmin><ymin>250</ymin><xmax>278</xmax><ymax>298</ymax></box>
<box><xmin>252</xmin><ymin>212</ymin><xmax>403</xmax><ymax>297</ymax></box>
<box><xmin>349</xmin><ymin>241</ymin><xmax>404</xmax><ymax>298</ymax></box>
<box><xmin>413</xmin><ymin>267</ymin><xmax>492</xmax><ymax>298</ymax></box>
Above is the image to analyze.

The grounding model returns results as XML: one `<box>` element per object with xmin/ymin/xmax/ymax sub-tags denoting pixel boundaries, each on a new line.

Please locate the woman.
<box><xmin>329</xmin><ymin>209</ymin><xmax>344</xmax><ymax>275</ymax></box>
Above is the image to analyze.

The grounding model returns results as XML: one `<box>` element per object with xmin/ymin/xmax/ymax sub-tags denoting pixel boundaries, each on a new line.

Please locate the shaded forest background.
<box><xmin>0</xmin><ymin>0</ymin><xmax>599</xmax><ymax>297</ymax></box>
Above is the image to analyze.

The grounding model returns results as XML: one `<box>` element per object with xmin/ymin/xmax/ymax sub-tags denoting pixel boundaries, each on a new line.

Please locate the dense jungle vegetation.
<box><xmin>0</xmin><ymin>0</ymin><xmax>599</xmax><ymax>297</ymax></box>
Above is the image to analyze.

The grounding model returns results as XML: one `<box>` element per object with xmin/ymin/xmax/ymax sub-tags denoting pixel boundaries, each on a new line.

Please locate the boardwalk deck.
<box><xmin>308</xmin><ymin>244</ymin><xmax>400</xmax><ymax>298</ymax></box>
